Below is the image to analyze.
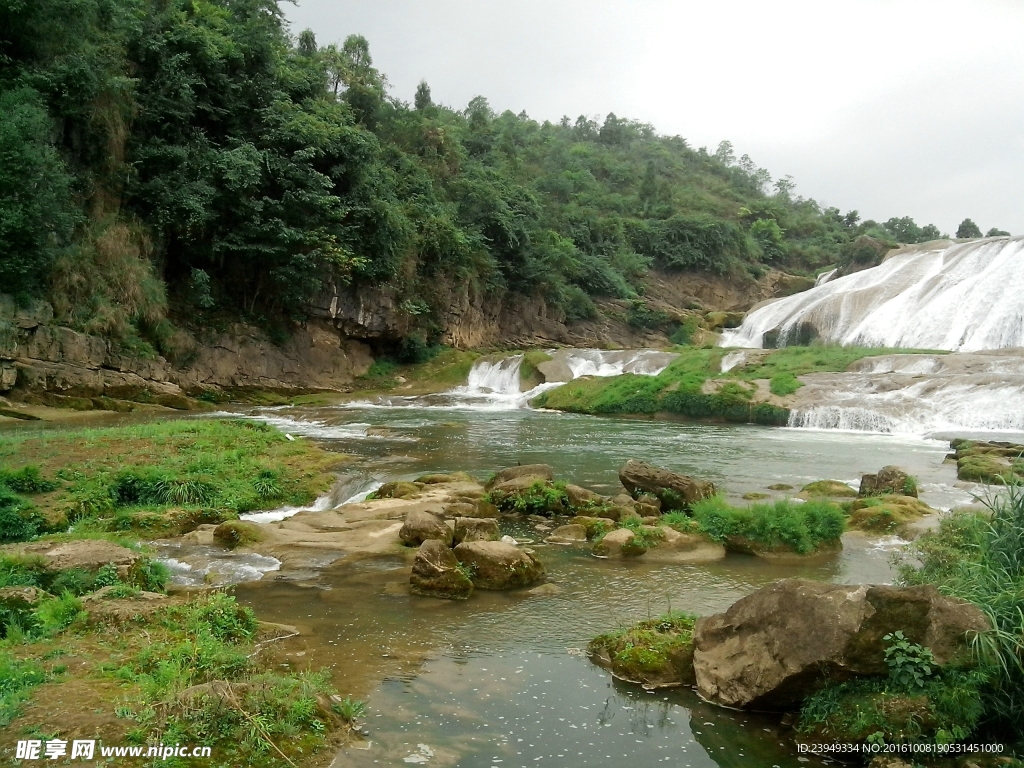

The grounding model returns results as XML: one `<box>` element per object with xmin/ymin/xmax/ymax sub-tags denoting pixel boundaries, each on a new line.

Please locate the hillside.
<box><xmin>1</xmin><ymin>0</ymin><xmax>949</xmax><ymax>363</ymax></box>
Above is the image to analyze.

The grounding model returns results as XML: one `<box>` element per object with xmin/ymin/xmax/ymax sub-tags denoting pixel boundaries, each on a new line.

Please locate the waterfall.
<box><xmin>786</xmin><ymin>352</ymin><xmax>1024</xmax><ymax>435</ymax></box>
<box><xmin>463</xmin><ymin>354</ymin><xmax>526</xmax><ymax>395</ymax></box>
<box><xmin>557</xmin><ymin>348</ymin><xmax>676</xmax><ymax>378</ymax></box>
<box><xmin>722</xmin><ymin>237</ymin><xmax>1024</xmax><ymax>352</ymax></box>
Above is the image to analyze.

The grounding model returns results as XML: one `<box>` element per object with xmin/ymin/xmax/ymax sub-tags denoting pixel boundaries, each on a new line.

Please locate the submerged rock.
<box><xmin>617</xmin><ymin>459</ymin><xmax>715</xmax><ymax>510</ymax></box>
<box><xmin>453</xmin><ymin>541</ymin><xmax>544</xmax><ymax>589</ymax></box>
<box><xmin>453</xmin><ymin>517</ymin><xmax>500</xmax><ymax>544</ymax></box>
<box><xmin>859</xmin><ymin>466</ymin><xmax>915</xmax><ymax>497</ymax></box>
<box><xmin>692</xmin><ymin>578</ymin><xmax>990</xmax><ymax>710</ymax></box>
<box><xmin>409</xmin><ymin>540</ymin><xmax>473</xmax><ymax>600</ymax></box>
<box><xmin>399</xmin><ymin>509</ymin><xmax>454</xmax><ymax>547</ymax></box>
<box><xmin>799</xmin><ymin>480</ymin><xmax>857</xmax><ymax>499</ymax></box>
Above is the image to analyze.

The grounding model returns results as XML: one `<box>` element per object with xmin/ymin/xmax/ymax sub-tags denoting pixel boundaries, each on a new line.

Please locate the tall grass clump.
<box><xmin>691</xmin><ymin>496</ymin><xmax>845</xmax><ymax>554</ymax></box>
<box><xmin>899</xmin><ymin>485</ymin><xmax>1024</xmax><ymax>744</ymax></box>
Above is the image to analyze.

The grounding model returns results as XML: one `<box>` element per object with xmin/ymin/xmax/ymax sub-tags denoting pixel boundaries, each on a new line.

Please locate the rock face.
<box><xmin>409</xmin><ymin>540</ymin><xmax>473</xmax><ymax>600</ymax></box>
<box><xmin>859</xmin><ymin>466</ymin><xmax>915</xmax><ymax>497</ymax></box>
<box><xmin>453</xmin><ymin>517</ymin><xmax>500</xmax><ymax>544</ymax></box>
<box><xmin>485</xmin><ymin>464</ymin><xmax>554</xmax><ymax>490</ymax></box>
<box><xmin>692</xmin><ymin>579</ymin><xmax>990</xmax><ymax>710</ymax></box>
<box><xmin>617</xmin><ymin>460</ymin><xmax>715</xmax><ymax>510</ymax></box>
<box><xmin>453</xmin><ymin>541</ymin><xmax>545</xmax><ymax>590</ymax></box>
<box><xmin>399</xmin><ymin>509</ymin><xmax>454</xmax><ymax>547</ymax></box>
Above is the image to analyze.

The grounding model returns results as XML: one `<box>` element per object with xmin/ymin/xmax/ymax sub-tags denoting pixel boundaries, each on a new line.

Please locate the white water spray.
<box><xmin>723</xmin><ymin>237</ymin><xmax>1024</xmax><ymax>352</ymax></box>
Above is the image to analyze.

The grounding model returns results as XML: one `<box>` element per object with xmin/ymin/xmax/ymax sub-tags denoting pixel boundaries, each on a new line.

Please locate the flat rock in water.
<box><xmin>692</xmin><ymin>578</ymin><xmax>990</xmax><ymax>710</ymax></box>
<box><xmin>453</xmin><ymin>541</ymin><xmax>544</xmax><ymax>589</ymax></box>
<box><xmin>409</xmin><ymin>540</ymin><xmax>473</xmax><ymax>600</ymax></box>
<box><xmin>544</xmin><ymin>524</ymin><xmax>587</xmax><ymax>544</ymax></box>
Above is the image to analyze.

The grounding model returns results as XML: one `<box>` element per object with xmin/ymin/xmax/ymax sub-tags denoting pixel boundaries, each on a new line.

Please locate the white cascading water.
<box><xmin>560</xmin><ymin>348</ymin><xmax>675</xmax><ymax>378</ymax></box>
<box><xmin>722</xmin><ymin>237</ymin><xmax>1024</xmax><ymax>352</ymax></box>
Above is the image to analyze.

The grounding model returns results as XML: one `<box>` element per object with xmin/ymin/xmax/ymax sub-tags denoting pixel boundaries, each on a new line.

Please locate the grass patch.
<box><xmin>0</xmin><ymin>652</ymin><xmax>53</xmax><ymax>726</ymax></box>
<box><xmin>588</xmin><ymin>611</ymin><xmax>697</xmax><ymax>686</ymax></box>
<box><xmin>690</xmin><ymin>496</ymin><xmax>845</xmax><ymax>555</ymax></box>
<box><xmin>534</xmin><ymin>346</ymin><xmax>945</xmax><ymax>424</ymax></box>
<box><xmin>0</xmin><ymin>419</ymin><xmax>342</xmax><ymax>534</ymax></box>
<box><xmin>894</xmin><ymin>486</ymin><xmax>1024</xmax><ymax>746</ymax></box>
<box><xmin>485</xmin><ymin>481</ymin><xmax>569</xmax><ymax>516</ymax></box>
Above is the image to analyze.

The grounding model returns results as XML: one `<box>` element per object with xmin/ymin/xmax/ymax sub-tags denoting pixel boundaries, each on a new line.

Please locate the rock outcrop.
<box><xmin>617</xmin><ymin>460</ymin><xmax>715</xmax><ymax>510</ymax></box>
<box><xmin>692</xmin><ymin>579</ymin><xmax>990</xmax><ymax>710</ymax></box>
<box><xmin>453</xmin><ymin>541</ymin><xmax>545</xmax><ymax>590</ymax></box>
<box><xmin>859</xmin><ymin>466</ymin><xmax>915</xmax><ymax>497</ymax></box>
<box><xmin>409</xmin><ymin>540</ymin><xmax>473</xmax><ymax>600</ymax></box>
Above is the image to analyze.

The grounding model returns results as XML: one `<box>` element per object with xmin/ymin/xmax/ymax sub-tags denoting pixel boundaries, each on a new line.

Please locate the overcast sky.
<box><xmin>285</xmin><ymin>0</ymin><xmax>1024</xmax><ymax>236</ymax></box>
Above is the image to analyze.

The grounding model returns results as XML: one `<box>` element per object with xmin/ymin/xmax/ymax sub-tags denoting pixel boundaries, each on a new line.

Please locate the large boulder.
<box><xmin>409</xmin><ymin>540</ymin><xmax>473</xmax><ymax>600</ymax></box>
<box><xmin>399</xmin><ymin>509</ymin><xmax>454</xmax><ymax>547</ymax></box>
<box><xmin>453</xmin><ymin>517</ymin><xmax>500</xmax><ymax>544</ymax></box>
<box><xmin>486</xmin><ymin>476</ymin><xmax>568</xmax><ymax>516</ymax></box>
<box><xmin>859</xmin><ymin>466</ymin><xmax>915</xmax><ymax>497</ymax></box>
<box><xmin>692</xmin><ymin>579</ymin><xmax>990</xmax><ymax>710</ymax></box>
<box><xmin>591</xmin><ymin>527</ymin><xmax>636</xmax><ymax>557</ymax></box>
<box><xmin>485</xmin><ymin>464</ymin><xmax>554</xmax><ymax>490</ymax></box>
<box><xmin>617</xmin><ymin>460</ymin><xmax>715</xmax><ymax>510</ymax></box>
<box><xmin>453</xmin><ymin>541</ymin><xmax>544</xmax><ymax>589</ymax></box>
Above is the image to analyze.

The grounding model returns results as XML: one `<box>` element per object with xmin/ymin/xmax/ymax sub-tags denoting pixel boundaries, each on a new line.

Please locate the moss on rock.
<box><xmin>588</xmin><ymin>612</ymin><xmax>698</xmax><ymax>688</ymax></box>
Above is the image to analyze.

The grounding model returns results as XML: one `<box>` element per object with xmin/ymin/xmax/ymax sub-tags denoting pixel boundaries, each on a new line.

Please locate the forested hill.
<box><xmin>2</xmin><ymin>0</ymin><xmax>947</xmax><ymax>356</ymax></box>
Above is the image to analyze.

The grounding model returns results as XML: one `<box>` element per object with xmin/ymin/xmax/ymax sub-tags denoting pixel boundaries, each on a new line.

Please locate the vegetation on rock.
<box><xmin>588</xmin><ymin>611</ymin><xmax>697</xmax><ymax>688</ymax></box>
<box><xmin>689</xmin><ymin>496</ymin><xmax>845</xmax><ymax>555</ymax></box>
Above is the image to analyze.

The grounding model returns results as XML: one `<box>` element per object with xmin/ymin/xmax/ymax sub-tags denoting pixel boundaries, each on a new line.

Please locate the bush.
<box><xmin>0</xmin><ymin>466</ymin><xmax>57</xmax><ymax>494</ymax></box>
<box><xmin>691</xmin><ymin>497</ymin><xmax>845</xmax><ymax>554</ymax></box>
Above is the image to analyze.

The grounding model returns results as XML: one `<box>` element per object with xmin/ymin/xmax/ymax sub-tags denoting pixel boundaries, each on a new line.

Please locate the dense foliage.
<box><xmin>0</xmin><ymin>0</ymin><xmax>970</xmax><ymax>350</ymax></box>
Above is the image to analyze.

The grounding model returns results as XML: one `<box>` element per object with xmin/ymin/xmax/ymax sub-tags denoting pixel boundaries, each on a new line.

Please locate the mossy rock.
<box><xmin>742</xmin><ymin>492</ymin><xmax>770</xmax><ymax>500</ymax></box>
<box><xmin>767</xmin><ymin>483</ymin><xmax>794</xmax><ymax>491</ymax></box>
<box><xmin>800</xmin><ymin>480</ymin><xmax>857</xmax><ymax>499</ymax></box>
<box><xmin>485</xmin><ymin>478</ymin><xmax>568</xmax><ymax>516</ymax></box>
<box><xmin>213</xmin><ymin>520</ymin><xmax>264</xmax><ymax>549</ymax></box>
<box><xmin>588</xmin><ymin>612</ymin><xmax>697</xmax><ymax>688</ymax></box>
<box><xmin>847</xmin><ymin>494</ymin><xmax>934</xmax><ymax>534</ymax></box>
<box><xmin>415</xmin><ymin>472</ymin><xmax>474</xmax><ymax>484</ymax></box>
<box><xmin>571</xmin><ymin>515</ymin><xmax>616</xmax><ymax>540</ymax></box>
<box><xmin>370</xmin><ymin>481</ymin><xmax>423</xmax><ymax>500</ymax></box>
<box><xmin>519</xmin><ymin>350</ymin><xmax>553</xmax><ymax>390</ymax></box>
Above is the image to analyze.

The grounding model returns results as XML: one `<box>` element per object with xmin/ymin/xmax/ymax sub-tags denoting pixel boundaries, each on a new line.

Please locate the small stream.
<box><xmin>193</xmin><ymin>383</ymin><xmax>985</xmax><ymax>768</ymax></box>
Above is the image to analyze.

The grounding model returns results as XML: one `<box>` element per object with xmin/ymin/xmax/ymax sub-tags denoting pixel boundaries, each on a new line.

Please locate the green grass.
<box><xmin>0</xmin><ymin>419</ymin><xmax>341</xmax><ymax>535</ymax></box>
<box><xmin>689</xmin><ymin>496</ymin><xmax>845</xmax><ymax>554</ymax></box>
<box><xmin>896</xmin><ymin>485</ymin><xmax>1024</xmax><ymax>746</ymax></box>
<box><xmin>0</xmin><ymin>652</ymin><xmax>52</xmax><ymax>726</ymax></box>
<box><xmin>533</xmin><ymin>346</ymin><xmax>934</xmax><ymax>423</ymax></box>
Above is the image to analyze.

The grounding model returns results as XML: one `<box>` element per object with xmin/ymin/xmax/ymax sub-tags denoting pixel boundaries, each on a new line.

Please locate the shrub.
<box><xmin>0</xmin><ymin>466</ymin><xmax>57</xmax><ymax>494</ymax></box>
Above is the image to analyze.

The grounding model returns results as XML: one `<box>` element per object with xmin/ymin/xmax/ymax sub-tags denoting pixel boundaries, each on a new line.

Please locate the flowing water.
<box><xmin>198</xmin><ymin>353</ymin><xmax>998</xmax><ymax>768</ymax></box>
<box><xmin>722</xmin><ymin>237</ymin><xmax>1024</xmax><ymax>351</ymax></box>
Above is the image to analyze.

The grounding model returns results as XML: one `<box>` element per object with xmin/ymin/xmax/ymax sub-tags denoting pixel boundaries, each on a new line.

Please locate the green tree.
<box><xmin>956</xmin><ymin>218</ymin><xmax>983</xmax><ymax>238</ymax></box>
<box><xmin>414</xmin><ymin>80</ymin><xmax>432</xmax><ymax>110</ymax></box>
<box><xmin>986</xmin><ymin>227</ymin><xmax>1010</xmax><ymax>237</ymax></box>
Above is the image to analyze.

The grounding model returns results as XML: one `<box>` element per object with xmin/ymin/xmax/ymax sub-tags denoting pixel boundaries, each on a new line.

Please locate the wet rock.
<box><xmin>213</xmin><ymin>520</ymin><xmax>264</xmax><ymax>549</ymax></box>
<box><xmin>544</xmin><ymin>524</ymin><xmax>587</xmax><ymax>544</ymax></box>
<box><xmin>799</xmin><ymin>480</ymin><xmax>857</xmax><ymax>499</ymax></box>
<box><xmin>485</xmin><ymin>464</ymin><xmax>554</xmax><ymax>490</ymax></box>
<box><xmin>692</xmin><ymin>579</ymin><xmax>990</xmax><ymax>709</ymax></box>
<box><xmin>564</xmin><ymin>484</ymin><xmax>605</xmax><ymax>509</ymax></box>
<box><xmin>592</xmin><ymin>528</ymin><xmax>635</xmax><ymax>557</ymax></box>
<box><xmin>453</xmin><ymin>541</ymin><xmax>545</xmax><ymax>589</ymax></box>
<box><xmin>859</xmin><ymin>466</ymin><xmax>915</xmax><ymax>498</ymax></box>
<box><xmin>618</xmin><ymin>460</ymin><xmax>715</xmax><ymax>510</ymax></box>
<box><xmin>374</xmin><ymin>481</ymin><xmax>423</xmax><ymax>500</ymax></box>
<box><xmin>453</xmin><ymin>517</ymin><xmax>500</xmax><ymax>544</ymax></box>
<box><xmin>409</xmin><ymin>540</ymin><xmax>473</xmax><ymax>600</ymax></box>
<box><xmin>644</xmin><ymin>528</ymin><xmax>726</xmax><ymax>563</ymax></box>
<box><xmin>527</xmin><ymin>583</ymin><xmax>561</xmax><ymax>596</ymax></box>
<box><xmin>400</xmin><ymin>509</ymin><xmax>454</xmax><ymax>547</ymax></box>
<box><xmin>571</xmin><ymin>516</ymin><xmax>616</xmax><ymax>539</ymax></box>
